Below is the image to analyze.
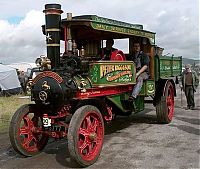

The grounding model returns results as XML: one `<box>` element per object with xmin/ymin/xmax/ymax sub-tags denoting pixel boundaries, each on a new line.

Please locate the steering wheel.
<box><xmin>110</xmin><ymin>50</ymin><xmax>126</xmax><ymax>61</ymax></box>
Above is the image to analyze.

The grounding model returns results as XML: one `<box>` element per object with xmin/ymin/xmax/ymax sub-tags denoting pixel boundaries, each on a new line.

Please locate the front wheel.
<box><xmin>9</xmin><ymin>104</ymin><xmax>48</xmax><ymax>156</ymax></box>
<box><xmin>156</xmin><ymin>81</ymin><xmax>175</xmax><ymax>124</ymax></box>
<box><xmin>68</xmin><ymin>105</ymin><xmax>104</xmax><ymax>167</ymax></box>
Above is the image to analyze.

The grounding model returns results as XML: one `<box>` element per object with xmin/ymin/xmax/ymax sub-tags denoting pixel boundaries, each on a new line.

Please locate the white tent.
<box><xmin>7</xmin><ymin>62</ymin><xmax>37</xmax><ymax>72</ymax></box>
<box><xmin>0</xmin><ymin>64</ymin><xmax>21</xmax><ymax>95</ymax></box>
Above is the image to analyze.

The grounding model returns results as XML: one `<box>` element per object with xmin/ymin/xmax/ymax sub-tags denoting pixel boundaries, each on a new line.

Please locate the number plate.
<box><xmin>43</xmin><ymin>117</ymin><xmax>51</xmax><ymax>127</ymax></box>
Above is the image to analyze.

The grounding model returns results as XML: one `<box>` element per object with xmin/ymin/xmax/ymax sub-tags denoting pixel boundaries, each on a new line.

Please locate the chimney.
<box><xmin>43</xmin><ymin>4</ymin><xmax>63</xmax><ymax>69</ymax></box>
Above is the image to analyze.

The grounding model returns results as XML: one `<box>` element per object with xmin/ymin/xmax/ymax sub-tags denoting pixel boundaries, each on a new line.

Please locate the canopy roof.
<box><xmin>61</xmin><ymin>15</ymin><xmax>156</xmax><ymax>44</ymax></box>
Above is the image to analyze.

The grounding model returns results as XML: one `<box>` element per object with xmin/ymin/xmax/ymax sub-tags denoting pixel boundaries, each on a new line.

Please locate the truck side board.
<box><xmin>155</xmin><ymin>55</ymin><xmax>182</xmax><ymax>80</ymax></box>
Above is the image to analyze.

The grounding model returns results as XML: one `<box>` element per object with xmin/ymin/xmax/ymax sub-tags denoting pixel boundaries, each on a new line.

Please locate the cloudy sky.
<box><xmin>0</xmin><ymin>0</ymin><xmax>199</xmax><ymax>64</ymax></box>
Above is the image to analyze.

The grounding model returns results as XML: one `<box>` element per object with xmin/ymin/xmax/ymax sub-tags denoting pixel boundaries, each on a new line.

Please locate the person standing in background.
<box><xmin>18</xmin><ymin>71</ymin><xmax>28</xmax><ymax>94</ymax></box>
<box><xmin>180</xmin><ymin>64</ymin><xmax>199</xmax><ymax>110</ymax></box>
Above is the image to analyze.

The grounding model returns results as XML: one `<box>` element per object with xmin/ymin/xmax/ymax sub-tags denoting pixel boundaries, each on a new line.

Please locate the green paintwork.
<box><xmin>139</xmin><ymin>83</ymin><xmax>145</xmax><ymax>95</ymax></box>
<box><xmin>146</xmin><ymin>80</ymin><xmax>155</xmax><ymax>95</ymax></box>
<box><xmin>139</xmin><ymin>80</ymin><xmax>155</xmax><ymax>96</ymax></box>
<box><xmin>172</xmin><ymin>59</ymin><xmax>182</xmax><ymax>76</ymax></box>
<box><xmin>91</xmin><ymin>15</ymin><xmax>143</xmax><ymax>30</ymax></box>
<box><xmin>135</xmin><ymin>96</ymin><xmax>145</xmax><ymax>112</ymax></box>
<box><xmin>158</xmin><ymin>56</ymin><xmax>182</xmax><ymax>78</ymax></box>
<box><xmin>91</xmin><ymin>22</ymin><xmax>155</xmax><ymax>44</ymax></box>
<box><xmin>106</xmin><ymin>94</ymin><xmax>144</xmax><ymax>113</ymax></box>
<box><xmin>61</xmin><ymin>14</ymin><xmax>182</xmax><ymax>114</ymax></box>
<box><xmin>89</xmin><ymin>61</ymin><xmax>136</xmax><ymax>87</ymax></box>
<box><xmin>107</xmin><ymin>95</ymin><xmax>125</xmax><ymax>112</ymax></box>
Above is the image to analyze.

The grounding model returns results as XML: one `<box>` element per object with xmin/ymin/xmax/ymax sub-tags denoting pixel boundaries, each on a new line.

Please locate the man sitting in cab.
<box><xmin>99</xmin><ymin>39</ymin><xmax>117</xmax><ymax>60</ymax></box>
<box><xmin>127</xmin><ymin>42</ymin><xmax>150</xmax><ymax>102</ymax></box>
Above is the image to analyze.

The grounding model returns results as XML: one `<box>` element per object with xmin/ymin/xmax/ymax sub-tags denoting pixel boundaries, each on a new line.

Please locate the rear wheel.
<box><xmin>156</xmin><ymin>81</ymin><xmax>174</xmax><ymax>123</ymax></box>
<box><xmin>68</xmin><ymin>105</ymin><xmax>104</xmax><ymax>167</ymax></box>
<box><xmin>9</xmin><ymin>104</ymin><xmax>48</xmax><ymax>156</ymax></box>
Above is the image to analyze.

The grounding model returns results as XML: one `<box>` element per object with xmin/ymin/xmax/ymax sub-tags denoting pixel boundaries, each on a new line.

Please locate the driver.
<box><xmin>99</xmin><ymin>39</ymin><xmax>117</xmax><ymax>60</ymax></box>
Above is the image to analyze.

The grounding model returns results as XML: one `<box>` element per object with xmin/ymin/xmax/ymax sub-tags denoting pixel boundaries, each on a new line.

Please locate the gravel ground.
<box><xmin>0</xmin><ymin>86</ymin><xmax>199</xmax><ymax>169</ymax></box>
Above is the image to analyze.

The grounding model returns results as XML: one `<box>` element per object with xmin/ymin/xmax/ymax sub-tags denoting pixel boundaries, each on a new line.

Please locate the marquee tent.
<box><xmin>0</xmin><ymin>64</ymin><xmax>21</xmax><ymax>96</ymax></box>
<box><xmin>7</xmin><ymin>62</ymin><xmax>37</xmax><ymax>72</ymax></box>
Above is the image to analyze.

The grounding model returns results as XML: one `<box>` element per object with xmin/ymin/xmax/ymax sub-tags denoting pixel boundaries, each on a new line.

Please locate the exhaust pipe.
<box><xmin>43</xmin><ymin>4</ymin><xmax>63</xmax><ymax>69</ymax></box>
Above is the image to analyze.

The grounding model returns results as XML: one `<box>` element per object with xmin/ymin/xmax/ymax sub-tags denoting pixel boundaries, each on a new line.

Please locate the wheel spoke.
<box><xmin>79</xmin><ymin>128</ymin><xmax>90</xmax><ymax>137</ymax></box>
<box><xmin>86</xmin><ymin>116</ymin><xmax>91</xmax><ymax>129</ymax></box>
<box><xmin>167</xmin><ymin>86</ymin><xmax>174</xmax><ymax>120</ymax></box>
<box><xmin>168</xmin><ymin>111</ymin><xmax>173</xmax><ymax>120</ymax></box>
<box><xmin>79</xmin><ymin>140</ymin><xmax>89</xmax><ymax>153</ymax></box>
<box><xmin>23</xmin><ymin>134</ymin><xmax>34</xmax><ymax>148</ymax></box>
<box><xmin>88</xmin><ymin>142</ymin><xmax>93</xmax><ymax>154</ymax></box>
<box><xmin>32</xmin><ymin>134</ymin><xmax>39</xmax><ymax>143</ymax></box>
<box><xmin>20</xmin><ymin>126</ymin><xmax>29</xmax><ymax>135</ymax></box>
<box><xmin>90</xmin><ymin>119</ymin><xmax>99</xmax><ymax>132</ymax></box>
<box><xmin>22</xmin><ymin>114</ymin><xmax>42</xmax><ymax>149</ymax></box>
<box><xmin>167</xmin><ymin>97</ymin><xmax>171</xmax><ymax>106</ymax></box>
<box><xmin>23</xmin><ymin>115</ymin><xmax>33</xmax><ymax>128</ymax></box>
<box><xmin>96</xmin><ymin>134</ymin><xmax>103</xmax><ymax>142</ymax></box>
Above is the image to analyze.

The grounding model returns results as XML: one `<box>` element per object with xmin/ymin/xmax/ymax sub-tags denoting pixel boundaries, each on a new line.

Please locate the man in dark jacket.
<box><xmin>127</xmin><ymin>42</ymin><xmax>150</xmax><ymax>101</ymax></box>
<box><xmin>180</xmin><ymin>64</ymin><xmax>199</xmax><ymax>110</ymax></box>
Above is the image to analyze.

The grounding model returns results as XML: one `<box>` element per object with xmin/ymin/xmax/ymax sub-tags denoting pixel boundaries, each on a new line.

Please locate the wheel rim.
<box><xmin>78</xmin><ymin>111</ymin><xmax>104</xmax><ymax>161</ymax></box>
<box><xmin>17</xmin><ymin>112</ymin><xmax>46</xmax><ymax>153</ymax></box>
<box><xmin>166</xmin><ymin>84</ymin><xmax>174</xmax><ymax>120</ymax></box>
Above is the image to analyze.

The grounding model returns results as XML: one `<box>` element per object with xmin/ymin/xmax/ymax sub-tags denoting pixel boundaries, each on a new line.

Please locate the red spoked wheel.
<box><xmin>9</xmin><ymin>104</ymin><xmax>48</xmax><ymax>156</ymax></box>
<box><xmin>156</xmin><ymin>81</ymin><xmax>175</xmax><ymax>124</ymax></box>
<box><xmin>68</xmin><ymin>105</ymin><xmax>104</xmax><ymax>167</ymax></box>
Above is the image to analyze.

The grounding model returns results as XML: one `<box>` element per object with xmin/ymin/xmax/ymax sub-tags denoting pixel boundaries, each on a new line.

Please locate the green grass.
<box><xmin>0</xmin><ymin>95</ymin><xmax>32</xmax><ymax>133</ymax></box>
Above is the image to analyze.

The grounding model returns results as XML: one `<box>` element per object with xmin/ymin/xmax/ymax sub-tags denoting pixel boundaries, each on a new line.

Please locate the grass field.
<box><xmin>0</xmin><ymin>95</ymin><xmax>32</xmax><ymax>133</ymax></box>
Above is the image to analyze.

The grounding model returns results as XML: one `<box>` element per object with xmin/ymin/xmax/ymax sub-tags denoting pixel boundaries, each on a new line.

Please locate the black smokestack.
<box><xmin>43</xmin><ymin>4</ymin><xmax>63</xmax><ymax>69</ymax></box>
